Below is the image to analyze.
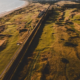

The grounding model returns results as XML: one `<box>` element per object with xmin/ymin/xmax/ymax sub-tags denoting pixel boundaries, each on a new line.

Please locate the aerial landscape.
<box><xmin>0</xmin><ymin>0</ymin><xmax>80</xmax><ymax>80</ymax></box>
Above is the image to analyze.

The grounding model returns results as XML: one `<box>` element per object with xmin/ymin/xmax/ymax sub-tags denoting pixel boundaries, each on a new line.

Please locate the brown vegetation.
<box><xmin>0</xmin><ymin>3</ymin><xmax>49</xmax><ymax>75</ymax></box>
<box><xmin>12</xmin><ymin>1</ymin><xmax>80</xmax><ymax>80</ymax></box>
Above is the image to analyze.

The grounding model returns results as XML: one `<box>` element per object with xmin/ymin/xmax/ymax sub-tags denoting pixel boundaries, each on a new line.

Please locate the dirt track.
<box><xmin>12</xmin><ymin>1</ymin><xmax>80</xmax><ymax>80</ymax></box>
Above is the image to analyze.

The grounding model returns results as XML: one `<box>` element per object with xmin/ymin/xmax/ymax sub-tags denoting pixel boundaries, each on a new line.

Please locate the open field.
<box><xmin>0</xmin><ymin>3</ymin><xmax>49</xmax><ymax>74</ymax></box>
<box><xmin>11</xmin><ymin>1</ymin><xmax>80</xmax><ymax>80</ymax></box>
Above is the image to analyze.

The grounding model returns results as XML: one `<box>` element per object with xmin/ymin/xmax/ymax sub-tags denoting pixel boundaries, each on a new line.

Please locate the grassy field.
<box><xmin>12</xmin><ymin>2</ymin><xmax>80</xmax><ymax>80</ymax></box>
<box><xmin>11</xmin><ymin>9</ymin><xmax>60</xmax><ymax>80</ymax></box>
<box><xmin>0</xmin><ymin>3</ymin><xmax>49</xmax><ymax>74</ymax></box>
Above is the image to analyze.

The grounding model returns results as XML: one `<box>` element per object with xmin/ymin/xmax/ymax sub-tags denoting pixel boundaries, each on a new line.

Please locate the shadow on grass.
<box><xmin>62</xmin><ymin>3</ymin><xmax>80</xmax><ymax>10</ymax></box>
<box><xmin>55</xmin><ymin>11</ymin><xmax>65</xmax><ymax>26</ymax></box>
<box><xmin>65</xmin><ymin>21</ymin><xmax>73</xmax><ymax>25</ymax></box>
<box><xmin>67</xmin><ymin>28</ymin><xmax>75</xmax><ymax>32</ymax></box>
<box><xmin>74</xmin><ymin>74</ymin><xmax>80</xmax><ymax>80</ymax></box>
<box><xmin>45</xmin><ymin>10</ymin><xmax>60</xmax><ymax>25</ymax></box>
<box><xmin>70</xmin><ymin>35</ymin><xmax>80</xmax><ymax>39</ymax></box>
<box><xmin>11</xmin><ymin>21</ymin><xmax>46</xmax><ymax>80</ymax></box>
<box><xmin>12</xmin><ymin>10</ymin><xmax>58</xmax><ymax>80</ymax></box>
<box><xmin>64</xmin><ymin>41</ymin><xmax>78</xmax><ymax>47</ymax></box>
<box><xmin>40</xmin><ymin>61</ymin><xmax>50</xmax><ymax>80</ymax></box>
<box><xmin>12</xmin><ymin>8</ymin><xmax>60</xmax><ymax>80</ymax></box>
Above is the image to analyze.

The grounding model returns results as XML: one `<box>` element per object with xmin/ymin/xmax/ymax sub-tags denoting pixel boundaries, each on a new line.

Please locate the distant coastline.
<box><xmin>0</xmin><ymin>1</ymin><xmax>29</xmax><ymax>18</ymax></box>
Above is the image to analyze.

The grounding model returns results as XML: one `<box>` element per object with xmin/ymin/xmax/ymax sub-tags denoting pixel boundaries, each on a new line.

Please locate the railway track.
<box><xmin>11</xmin><ymin>2</ymin><xmax>80</xmax><ymax>80</ymax></box>
<box><xmin>0</xmin><ymin>5</ymin><xmax>52</xmax><ymax>80</ymax></box>
<box><xmin>1</xmin><ymin>1</ymin><xmax>80</xmax><ymax>80</ymax></box>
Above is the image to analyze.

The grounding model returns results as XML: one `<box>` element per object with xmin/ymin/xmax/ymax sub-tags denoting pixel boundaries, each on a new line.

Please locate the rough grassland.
<box><xmin>12</xmin><ymin>2</ymin><xmax>80</xmax><ymax>80</ymax></box>
<box><xmin>12</xmin><ymin>10</ymin><xmax>60</xmax><ymax>80</ymax></box>
<box><xmin>0</xmin><ymin>3</ymin><xmax>49</xmax><ymax>74</ymax></box>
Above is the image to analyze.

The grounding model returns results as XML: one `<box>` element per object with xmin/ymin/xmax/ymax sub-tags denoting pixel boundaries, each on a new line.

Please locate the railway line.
<box><xmin>0</xmin><ymin>5</ymin><xmax>51</xmax><ymax>80</ymax></box>
<box><xmin>11</xmin><ymin>2</ymin><xmax>80</xmax><ymax>80</ymax></box>
<box><xmin>1</xmin><ymin>1</ymin><xmax>80</xmax><ymax>80</ymax></box>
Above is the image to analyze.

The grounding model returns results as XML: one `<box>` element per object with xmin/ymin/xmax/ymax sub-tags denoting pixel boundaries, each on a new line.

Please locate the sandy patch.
<box><xmin>0</xmin><ymin>40</ymin><xmax>6</xmax><ymax>46</ymax></box>
<box><xmin>74</xmin><ymin>23</ymin><xmax>80</xmax><ymax>31</ymax></box>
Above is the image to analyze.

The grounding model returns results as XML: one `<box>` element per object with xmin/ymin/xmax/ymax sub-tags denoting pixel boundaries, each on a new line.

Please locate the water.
<box><xmin>0</xmin><ymin>0</ymin><xmax>26</xmax><ymax>13</ymax></box>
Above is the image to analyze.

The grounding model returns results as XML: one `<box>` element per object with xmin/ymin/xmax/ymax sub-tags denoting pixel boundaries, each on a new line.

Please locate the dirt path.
<box><xmin>12</xmin><ymin>2</ymin><xmax>80</xmax><ymax>80</ymax></box>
